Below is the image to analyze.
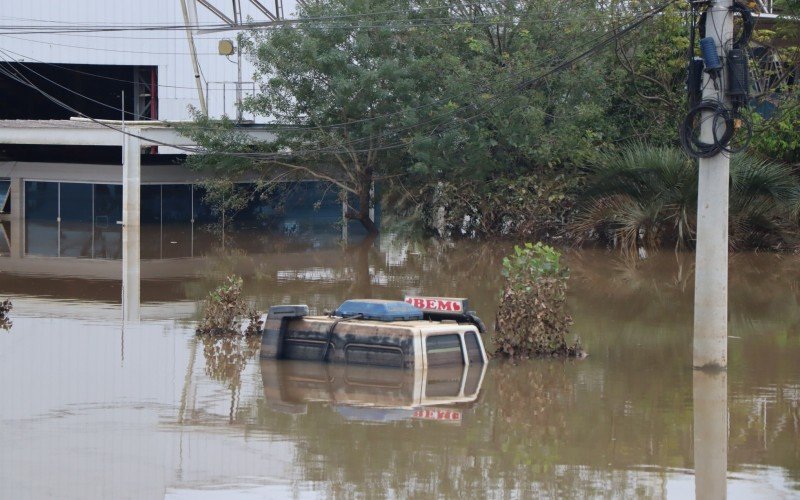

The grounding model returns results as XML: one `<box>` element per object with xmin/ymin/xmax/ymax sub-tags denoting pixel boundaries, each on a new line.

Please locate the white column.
<box><xmin>122</xmin><ymin>128</ymin><xmax>141</xmax><ymax>322</ymax></box>
<box><xmin>694</xmin><ymin>0</ymin><xmax>733</xmax><ymax>369</ymax></box>
<box><xmin>8</xmin><ymin>177</ymin><xmax>23</xmax><ymax>258</ymax></box>
<box><xmin>9</xmin><ymin>176</ymin><xmax>23</xmax><ymax>221</ymax></box>
<box><xmin>694</xmin><ymin>370</ymin><xmax>728</xmax><ymax>500</ymax></box>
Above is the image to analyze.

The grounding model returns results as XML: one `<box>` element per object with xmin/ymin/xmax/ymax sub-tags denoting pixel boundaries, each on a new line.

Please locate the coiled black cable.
<box><xmin>680</xmin><ymin>100</ymin><xmax>735</xmax><ymax>158</ymax></box>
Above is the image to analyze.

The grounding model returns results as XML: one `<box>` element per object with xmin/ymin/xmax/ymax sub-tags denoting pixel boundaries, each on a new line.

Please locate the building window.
<box><xmin>0</xmin><ymin>179</ymin><xmax>10</xmax><ymax>213</ymax></box>
<box><xmin>24</xmin><ymin>182</ymin><xmax>58</xmax><ymax>256</ymax></box>
<box><xmin>59</xmin><ymin>183</ymin><xmax>93</xmax><ymax>258</ymax></box>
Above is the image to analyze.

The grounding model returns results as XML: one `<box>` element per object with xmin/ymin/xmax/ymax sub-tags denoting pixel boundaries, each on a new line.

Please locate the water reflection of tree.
<box><xmin>244</xmin><ymin>360</ymin><xmax>695</xmax><ymax>497</ymax></box>
<box><xmin>569</xmin><ymin>250</ymin><xmax>800</xmax><ymax>329</ymax></box>
<box><xmin>177</xmin><ymin>236</ymin><xmax>800</xmax><ymax>490</ymax></box>
<box><xmin>199</xmin><ymin>333</ymin><xmax>261</xmax><ymax>421</ymax></box>
<box><xmin>0</xmin><ymin>299</ymin><xmax>12</xmax><ymax>331</ymax></box>
<box><xmin>243</xmin><ymin>353</ymin><xmax>800</xmax><ymax>496</ymax></box>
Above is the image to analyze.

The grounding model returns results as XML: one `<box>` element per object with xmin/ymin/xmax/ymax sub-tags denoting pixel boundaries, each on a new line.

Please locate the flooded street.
<box><xmin>0</xmin><ymin>226</ymin><xmax>798</xmax><ymax>498</ymax></box>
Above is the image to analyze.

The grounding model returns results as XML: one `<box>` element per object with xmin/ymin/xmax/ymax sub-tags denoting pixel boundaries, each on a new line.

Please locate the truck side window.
<box><xmin>426</xmin><ymin>334</ymin><xmax>464</xmax><ymax>366</ymax></box>
<box><xmin>345</xmin><ymin>345</ymin><xmax>404</xmax><ymax>368</ymax></box>
<box><xmin>464</xmin><ymin>332</ymin><xmax>484</xmax><ymax>363</ymax></box>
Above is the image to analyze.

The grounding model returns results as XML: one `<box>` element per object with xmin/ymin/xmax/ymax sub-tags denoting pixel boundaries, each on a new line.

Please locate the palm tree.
<box><xmin>574</xmin><ymin>143</ymin><xmax>799</xmax><ymax>253</ymax></box>
<box><xmin>574</xmin><ymin>143</ymin><xmax>697</xmax><ymax>254</ymax></box>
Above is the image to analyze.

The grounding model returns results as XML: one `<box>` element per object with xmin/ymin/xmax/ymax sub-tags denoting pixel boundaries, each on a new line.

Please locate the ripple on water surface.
<box><xmin>0</xmin><ymin>232</ymin><xmax>798</xmax><ymax>498</ymax></box>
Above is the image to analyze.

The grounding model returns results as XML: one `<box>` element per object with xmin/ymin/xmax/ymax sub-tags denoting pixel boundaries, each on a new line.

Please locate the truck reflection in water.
<box><xmin>261</xmin><ymin>360</ymin><xmax>487</xmax><ymax>424</ymax></box>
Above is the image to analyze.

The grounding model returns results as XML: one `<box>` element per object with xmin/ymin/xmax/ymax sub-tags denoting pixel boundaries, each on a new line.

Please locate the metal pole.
<box><xmin>236</xmin><ymin>38</ymin><xmax>243</xmax><ymax>122</ymax></box>
<box><xmin>179</xmin><ymin>0</ymin><xmax>208</xmax><ymax>115</ymax></box>
<box><xmin>694</xmin><ymin>0</ymin><xmax>733</xmax><ymax>369</ymax></box>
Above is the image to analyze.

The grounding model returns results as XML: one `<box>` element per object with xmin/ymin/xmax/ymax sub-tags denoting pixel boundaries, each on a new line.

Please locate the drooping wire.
<box><xmin>0</xmin><ymin>0</ymin><xmax>677</xmax><ymax>162</ymax></box>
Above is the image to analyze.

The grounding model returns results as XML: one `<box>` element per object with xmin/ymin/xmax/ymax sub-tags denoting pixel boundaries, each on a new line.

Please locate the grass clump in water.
<box><xmin>196</xmin><ymin>275</ymin><xmax>262</xmax><ymax>336</ymax></box>
<box><xmin>0</xmin><ymin>299</ymin><xmax>12</xmax><ymax>331</ymax></box>
<box><xmin>494</xmin><ymin>243</ymin><xmax>582</xmax><ymax>358</ymax></box>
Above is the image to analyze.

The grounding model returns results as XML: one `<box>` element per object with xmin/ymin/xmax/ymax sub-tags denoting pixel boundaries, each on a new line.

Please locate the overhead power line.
<box><xmin>0</xmin><ymin>3</ymin><xmax>686</xmax><ymax>36</ymax></box>
<box><xmin>0</xmin><ymin>0</ymin><xmax>677</xmax><ymax>160</ymax></box>
<box><xmin>0</xmin><ymin>3</ymin><xmax>670</xmax><ymax>135</ymax></box>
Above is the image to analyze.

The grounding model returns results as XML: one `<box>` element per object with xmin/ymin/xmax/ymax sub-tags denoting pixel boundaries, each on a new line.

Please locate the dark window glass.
<box><xmin>162</xmin><ymin>184</ymin><xmax>192</xmax><ymax>223</ymax></box>
<box><xmin>59</xmin><ymin>183</ymin><xmax>94</xmax><ymax>258</ymax></box>
<box><xmin>426</xmin><ymin>334</ymin><xmax>464</xmax><ymax>366</ymax></box>
<box><xmin>24</xmin><ymin>182</ymin><xmax>58</xmax><ymax>256</ymax></box>
<box><xmin>345</xmin><ymin>345</ymin><xmax>403</xmax><ymax>368</ymax></box>
<box><xmin>160</xmin><ymin>184</ymin><xmax>194</xmax><ymax>258</ymax></box>
<box><xmin>139</xmin><ymin>224</ymin><xmax>162</xmax><ymax>260</ymax></box>
<box><xmin>464</xmin><ymin>332</ymin><xmax>484</xmax><ymax>364</ymax></box>
<box><xmin>192</xmin><ymin>184</ymin><xmax>216</xmax><ymax>224</ymax></box>
<box><xmin>162</xmin><ymin>223</ymin><xmax>192</xmax><ymax>259</ymax></box>
<box><xmin>25</xmin><ymin>220</ymin><xmax>58</xmax><ymax>256</ymax></box>
<box><xmin>24</xmin><ymin>181</ymin><xmax>58</xmax><ymax>221</ymax></box>
<box><xmin>0</xmin><ymin>180</ymin><xmax>10</xmax><ymax>213</ymax></box>
<box><xmin>59</xmin><ymin>183</ymin><xmax>92</xmax><ymax>223</ymax></box>
<box><xmin>0</xmin><ymin>221</ymin><xmax>10</xmax><ymax>255</ymax></box>
<box><xmin>140</xmin><ymin>185</ymin><xmax>161</xmax><ymax>224</ymax></box>
<box><xmin>93</xmin><ymin>184</ymin><xmax>122</xmax><ymax>225</ymax></box>
<box><xmin>93</xmin><ymin>184</ymin><xmax>122</xmax><ymax>259</ymax></box>
<box><xmin>60</xmin><ymin>223</ymin><xmax>92</xmax><ymax>258</ymax></box>
<box><xmin>140</xmin><ymin>185</ymin><xmax>162</xmax><ymax>259</ymax></box>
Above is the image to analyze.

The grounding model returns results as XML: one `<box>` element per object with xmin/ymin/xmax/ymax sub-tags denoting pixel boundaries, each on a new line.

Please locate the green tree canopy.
<box><xmin>238</xmin><ymin>0</ymin><xmax>456</xmax><ymax>233</ymax></box>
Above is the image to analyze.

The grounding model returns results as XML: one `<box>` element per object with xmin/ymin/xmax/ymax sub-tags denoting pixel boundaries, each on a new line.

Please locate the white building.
<box><xmin>0</xmin><ymin>0</ymin><xmax>298</xmax><ymax>122</ymax></box>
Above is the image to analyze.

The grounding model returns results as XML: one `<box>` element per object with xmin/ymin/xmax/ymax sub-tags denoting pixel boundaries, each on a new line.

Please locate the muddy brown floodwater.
<box><xmin>0</xmin><ymin>226</ymin><xmax>798</xmax><ymax>499</ymax></box>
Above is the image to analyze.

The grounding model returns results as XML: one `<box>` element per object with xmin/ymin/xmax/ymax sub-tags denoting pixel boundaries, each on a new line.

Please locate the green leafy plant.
<box><xmin>502</xmin><ymin>242</ymin><xmax>565</xmax><ymax>283</ymax></box>
<box><xmin>196</xmin><ymin>275</ymin><xmax>262</xmax><ymax>336</ymax></box>
<box><xmin>750</xmin><ymin>104</ymin><xmax>800</xmax><ymax>165</ymax></box>
<box><xmin>494</xmin><ymin>243</ymin><xmax>581</xmax><ymax>358</ymax></box>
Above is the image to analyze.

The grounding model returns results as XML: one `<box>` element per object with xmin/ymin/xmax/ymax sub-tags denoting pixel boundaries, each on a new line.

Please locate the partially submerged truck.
<box><xmin>260</xmin><ymin>297</ymin><xmax>488</xmax><ymax>369</ymax></box>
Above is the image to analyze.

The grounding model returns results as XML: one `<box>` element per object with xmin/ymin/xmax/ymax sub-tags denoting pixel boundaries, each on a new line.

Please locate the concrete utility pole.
<box><xmin>693</xmin><ymin>370</ymin><xmax>728</xmax><ymax>498</ymax></box>
<box><xmin>694</xmin><ymin>0</ymin><xmax>734</xmax><ymax>369</ymax></box>
<box><xmin>122</xmin><ymin>128</ymin><xmax>141</xmax><ymax>323</ymax></box>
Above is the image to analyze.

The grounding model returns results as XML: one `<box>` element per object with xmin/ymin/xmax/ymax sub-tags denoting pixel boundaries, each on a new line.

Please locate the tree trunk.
<box><xmin>345</xmin><ymin>166</ymin><xmax>379</xmax><ymax>235</ymax></box>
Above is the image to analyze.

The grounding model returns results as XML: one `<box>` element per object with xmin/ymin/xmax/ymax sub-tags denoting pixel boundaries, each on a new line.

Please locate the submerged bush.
<box><xmin>393</xmin><ymin>174</ymin><xmax>576</xmax><ymax>241</ymax></box>
<box><xmin>0</xmin><ymin>299</ymin><xmax>12</xmax><ymax>331</ymax></box>
<box><xmin>574</xmin><ymin>143</ymin><xmax>800</xmax><ymax>253</ymax></box>
<box><xmin>494</xmin><ymin>243</ymin><xmax>581</xmax><ymax>358</ymax></box>
<box><xmin>196</xmin><ymin>275</ymin><xmax>262</xmax><ymax>336</ymax></box>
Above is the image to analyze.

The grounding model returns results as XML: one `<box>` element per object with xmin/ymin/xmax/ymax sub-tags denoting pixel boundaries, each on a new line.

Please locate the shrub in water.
<box><xmin>196</xmin><ymin>275</ymin><xmax>262</xmax><ymax>336</ymax></box>
<box><xmin>0</xmin><ymin>299</ymin><xmax>12</xmax><ymax>331</ymax></box>
<box><xmin>494</xmin><ymin>243</ymin><xmax>581</xmax><ymax>358</ymax></box>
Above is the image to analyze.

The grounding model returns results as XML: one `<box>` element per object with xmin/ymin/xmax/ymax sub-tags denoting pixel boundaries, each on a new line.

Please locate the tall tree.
<box><xmin>235</xmin><ymin>0</ymin><xmax>450</xmax><ymax>233</ymax></box>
